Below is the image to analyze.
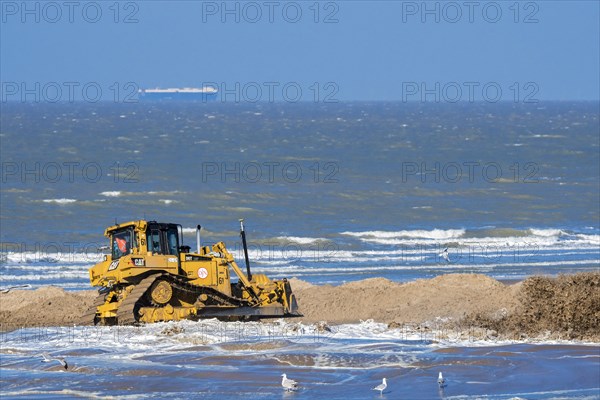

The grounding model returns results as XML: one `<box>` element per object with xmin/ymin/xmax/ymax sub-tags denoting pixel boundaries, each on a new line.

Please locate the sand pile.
<box><xmin>291</xmin><ymin>274</ymin><xmax>520</xmax><ymax>325</ymax></box>
<box><xmin>0</xmin><ymin>286</ymin><xmax>97</xmax><ymax>329</ymax></box>
<box><xmin>463</xmin><ymin>272</ymin><xmax>600</xmax><ymax>340</ymax></box>
<box><xmin>1</xmin><ymin>273</ymin><xmax>598</xmax><ymax>340</ymax></box>
<box><xmin>518</xmin><ymin>273</ymin><xmax>599</xmax><ymax>336</ymax></box>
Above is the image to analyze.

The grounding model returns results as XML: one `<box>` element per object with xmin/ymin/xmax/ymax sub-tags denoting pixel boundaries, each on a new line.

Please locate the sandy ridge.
<box><xmin>1</xmin><ymin>273</ymin><xmax>598</xmax><ymax>340</ymax></box>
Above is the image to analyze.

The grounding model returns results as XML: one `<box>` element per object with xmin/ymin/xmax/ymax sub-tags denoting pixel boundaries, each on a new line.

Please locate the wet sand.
<box><xmin>1</xmin><ymin>273</ymin><xmax>598</xmax><ymax>341</ymax></box>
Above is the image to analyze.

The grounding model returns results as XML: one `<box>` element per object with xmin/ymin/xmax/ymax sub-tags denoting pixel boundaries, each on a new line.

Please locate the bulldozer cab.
<box><xmin>107</xmin><ymin>221</ymin><xmax>181</xmax><ymax>257</ymax></box>
<box><xmin>104</xmin><ymin>221</ymin><xmax>182</xmax><ymax>272</ymax></box>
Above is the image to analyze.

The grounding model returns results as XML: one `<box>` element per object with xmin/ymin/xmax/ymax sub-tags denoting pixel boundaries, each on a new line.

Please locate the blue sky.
<box><xmin>1</xmin><ymin>0</ymin><xmax>599</xmax><ymax>101</ymax></box>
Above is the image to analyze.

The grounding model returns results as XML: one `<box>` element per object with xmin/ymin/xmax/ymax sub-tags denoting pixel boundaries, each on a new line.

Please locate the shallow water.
<box><xmin>1</xmin><ymin>226</ymin><xmax>598</xmax><ymax>290</ymax></box>
<box><xmin>1</xmin><ymin>320</ymin><xmax>599</xmax><ymax>399</ymax></box>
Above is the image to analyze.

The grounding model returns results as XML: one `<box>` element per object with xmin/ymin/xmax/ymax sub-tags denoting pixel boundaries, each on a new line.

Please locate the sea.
<box><xmin>0</xmin><ymin>101</ymin><xmax>599</xmax><ymax>399</ymax></box>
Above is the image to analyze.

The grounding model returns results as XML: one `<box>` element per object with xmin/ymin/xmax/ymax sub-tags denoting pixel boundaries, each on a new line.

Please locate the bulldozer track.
<box><xmin>166</xmin><ymin>275</ymin><xmax>252</xmax><ymax>308</ymax></box>
<box><xmin>114</xmin><ymin>273</ymin><xmax>253</xmax><ymax>325</ymax></box>
<box><xmin>77</xmin><ymin>293</ymin><xmax>106</xmax><ymax>326</ymax></box>
<box><xmin>117</xmin><ymin>274</ymin><xmax>161</xmax><ymax>325</ymax></box>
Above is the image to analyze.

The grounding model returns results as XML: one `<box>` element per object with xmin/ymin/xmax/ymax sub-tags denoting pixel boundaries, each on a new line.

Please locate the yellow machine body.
<box><xmin>82</xmin><ymin>220</ymin><xmax>300</xmax><ymax>325</ymax></box>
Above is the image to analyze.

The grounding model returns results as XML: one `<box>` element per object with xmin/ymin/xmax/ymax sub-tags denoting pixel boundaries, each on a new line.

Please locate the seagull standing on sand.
<box><xmin>39</xmin><ymin>352</ymin><xmax>68</xmax><ymax>370</ymax></box>
<box><xmin>440</xmin><ymin>248</ymin><xmax>450</xmax><ymax>263</ymax></box>
<box><xmin>281</xmin><ymin>373</ymin><xmax>299</xmax><ymax>392</ymax></box>
<box><xmin>372</xmin><ymin>378</ymin><xmax>387</xmax><ymax>395</ymax></box>
<box><xmin>1</xmin><ymin>284</ymin><xmax>32</xmax><ymax>293</ymax></box>
<box><xmin>438</xmin><ymin>372</ymin><xmax>446</xmax><ymax>388</ymax></box>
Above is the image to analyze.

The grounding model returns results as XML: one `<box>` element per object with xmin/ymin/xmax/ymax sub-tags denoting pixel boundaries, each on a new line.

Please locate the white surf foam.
<box><xmin>42</xmin><ymin>198</ymin><xmax>77</xmax><ymax>204</ymax></box>
<box><xmin>252</xmin><ymin>259</ymin><xmax>599</xmax><ymax>276</ymax></box>
<box><xmin>349</xmin><ymin>233</ymin><xmax>598</xmax><ymax>248</ymax></box>
<box><xmin>528</xmin><ymin>228</ymin><xmax>567</xmax><ymax>237</ymax></box>
<box><xmin>341</xmin><ymin>229</ymin><xmax>466</xmax><ymax>240</ymax></box>
<box><xmin>99</xmin><ymin>191</ymin><xmax>122</xmax><ymax>197</ymax></box>
<box><xmin>275</xmin><ymin>236</ymin><xmax>329</xmax><ymax>245</ymax></box>
<box><xmin>0</xmin><ymin>271</ymin><xmax>90</xmax><ymax>281</ymax></box>
<box><xmin>3</xmin><ymin>252</ymin><xmax>103</xmax><ymax>264</ymax></box>
<box><xmin>341</xmin><ymin>228</ymin><xmax>598</xmax><ymax>248</ymax></box>
<box><xmin>99</xmin><ymin>190</ymin><xmax>183</xmax><ymax>198</ymax></box>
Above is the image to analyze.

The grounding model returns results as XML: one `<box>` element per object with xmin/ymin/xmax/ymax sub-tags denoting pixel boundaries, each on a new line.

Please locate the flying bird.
<box><xmin>281</xmin><ymin>373</ymin><xmax>298</xmax><ymax>392</ymax></box>
<box><xmin>438</xmin><ymin>371</ymin><xmax>446</xmax><ymax>388</ymax></box>
<box><xmin>39</xmin><ymin>352</ymin><xmax>68</xmax><ymax>370</ymax></box>
<box><xmin>372</xmin><ymin>378</ymin><xmax>387</xmax><ymax>395</ymax></box>
<box><xmin>440</xmin><ymin>248</ymin><xmax>450</xmax><ymax>263</ymax></box>
<box><xmin>1</xmin><ymin>284</ymin><xmax>32</xmax><ymax>293</ymax></box>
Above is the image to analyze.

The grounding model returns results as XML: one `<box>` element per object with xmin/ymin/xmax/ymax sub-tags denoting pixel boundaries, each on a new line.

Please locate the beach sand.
<box><xmin>1</xmin><ymin>273</ymin><xmax>598</xmax><ymax>340</ymax></box>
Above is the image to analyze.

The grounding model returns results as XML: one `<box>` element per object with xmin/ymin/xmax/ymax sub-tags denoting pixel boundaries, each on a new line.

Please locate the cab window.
<box><xmin>148</xmin><ymin>229</ymin><xmax>162</xmax><ymax>254</ymax></box>
<box><xmin>166</xmin><ymin>228</ymin><xmax>179</xmax><ymax>255</ymax></box>
<box><xmin>112</xmin><ymin>230</ymin><xmax>133</xmax><ymax>259</ymax></box>
<box><xmin>145</xmin><ymin>224</ymin><xmax>180</xmax><ymax>256</ymax></box>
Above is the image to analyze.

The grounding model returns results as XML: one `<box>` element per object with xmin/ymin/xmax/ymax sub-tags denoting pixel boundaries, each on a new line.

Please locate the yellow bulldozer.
<box><xmin>80</xmin><ymin>219</ymin><xmax>300</xmax><ymax>325</ymax></box>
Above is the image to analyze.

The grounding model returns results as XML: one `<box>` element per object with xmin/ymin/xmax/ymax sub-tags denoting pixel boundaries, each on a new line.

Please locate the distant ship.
<box><xmin>138</xmin><ymin>87</ymin><xmax>218</xmax><ymax>101</ymax></box>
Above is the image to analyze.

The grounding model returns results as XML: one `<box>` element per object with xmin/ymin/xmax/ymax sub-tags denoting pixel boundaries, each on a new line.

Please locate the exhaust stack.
<box><xmin>239</xmin><ymin>219</ymin><xmax>252</xmax><ymax>281</ymax></box>
<box><xmin>196</xmin><ymin>224</ymin><xmax>202</xmax><ymax>254</ymax></box>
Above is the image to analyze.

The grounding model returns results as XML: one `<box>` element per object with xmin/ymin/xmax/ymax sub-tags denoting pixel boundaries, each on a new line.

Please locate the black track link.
<box><xmin>76</xmin><ymin>293</ymin><xmax>106</xmax><ymax>325</ymax></box>
<box><xmin>164</xmin><ymin>274</ymin><xmax>253</xmax><ymax>308</ymax></box>
<box><xmin>116</xmin><ymin>274</ymin><xmax>161</xmax><ymax>325</ymax></box>
<box><xmin>115</xmin><ymin>273</ymin><xmax>254</xmax><ymax>325</ymax></box>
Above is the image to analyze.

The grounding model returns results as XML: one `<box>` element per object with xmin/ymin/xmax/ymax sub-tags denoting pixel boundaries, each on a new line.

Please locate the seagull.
<box><xmin>439</xmin><ymin>248</ymin><xmax>450</xmax><ymax>263</ymax></box>
<box><xmin>1</xmin><ymin>284</ymin><xmax>32</xmax><ymax>293</ymax></box>
<box><xmin>438</xmin><ymin>371</ymin><xmax>446</xmax><ymax>388</ymax></box>
<box><xmin>39</xmin><ymin>352</ymin><xmax>68</xmax><ymax>370</ymax></box>
<box><xmin>281</xmin><ymin>373</ymin><xmax>298</xmax><ymax>392</ymax></box>
<box><xmin>372</xmin><ymin>378</ymin><xmax>387</xmax><ymax>395</ymax></box>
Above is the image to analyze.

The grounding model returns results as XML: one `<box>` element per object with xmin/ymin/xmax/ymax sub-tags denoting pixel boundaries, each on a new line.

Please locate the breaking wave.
<box><xmin>341</xmin><ymin>228</ymin><xmax>466</xmax><ymax>240</ymax></box>
<box><xmin>41</xmin><ymin>198</ymin><xmax>77</xmax><ymax>204</ymax></box>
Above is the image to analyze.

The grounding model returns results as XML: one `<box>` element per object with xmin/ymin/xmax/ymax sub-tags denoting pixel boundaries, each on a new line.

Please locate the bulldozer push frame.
<box><xmin>79</xmin><ymin>219</ymin><xmax>301</xmax><ymax>325</ymax></box>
